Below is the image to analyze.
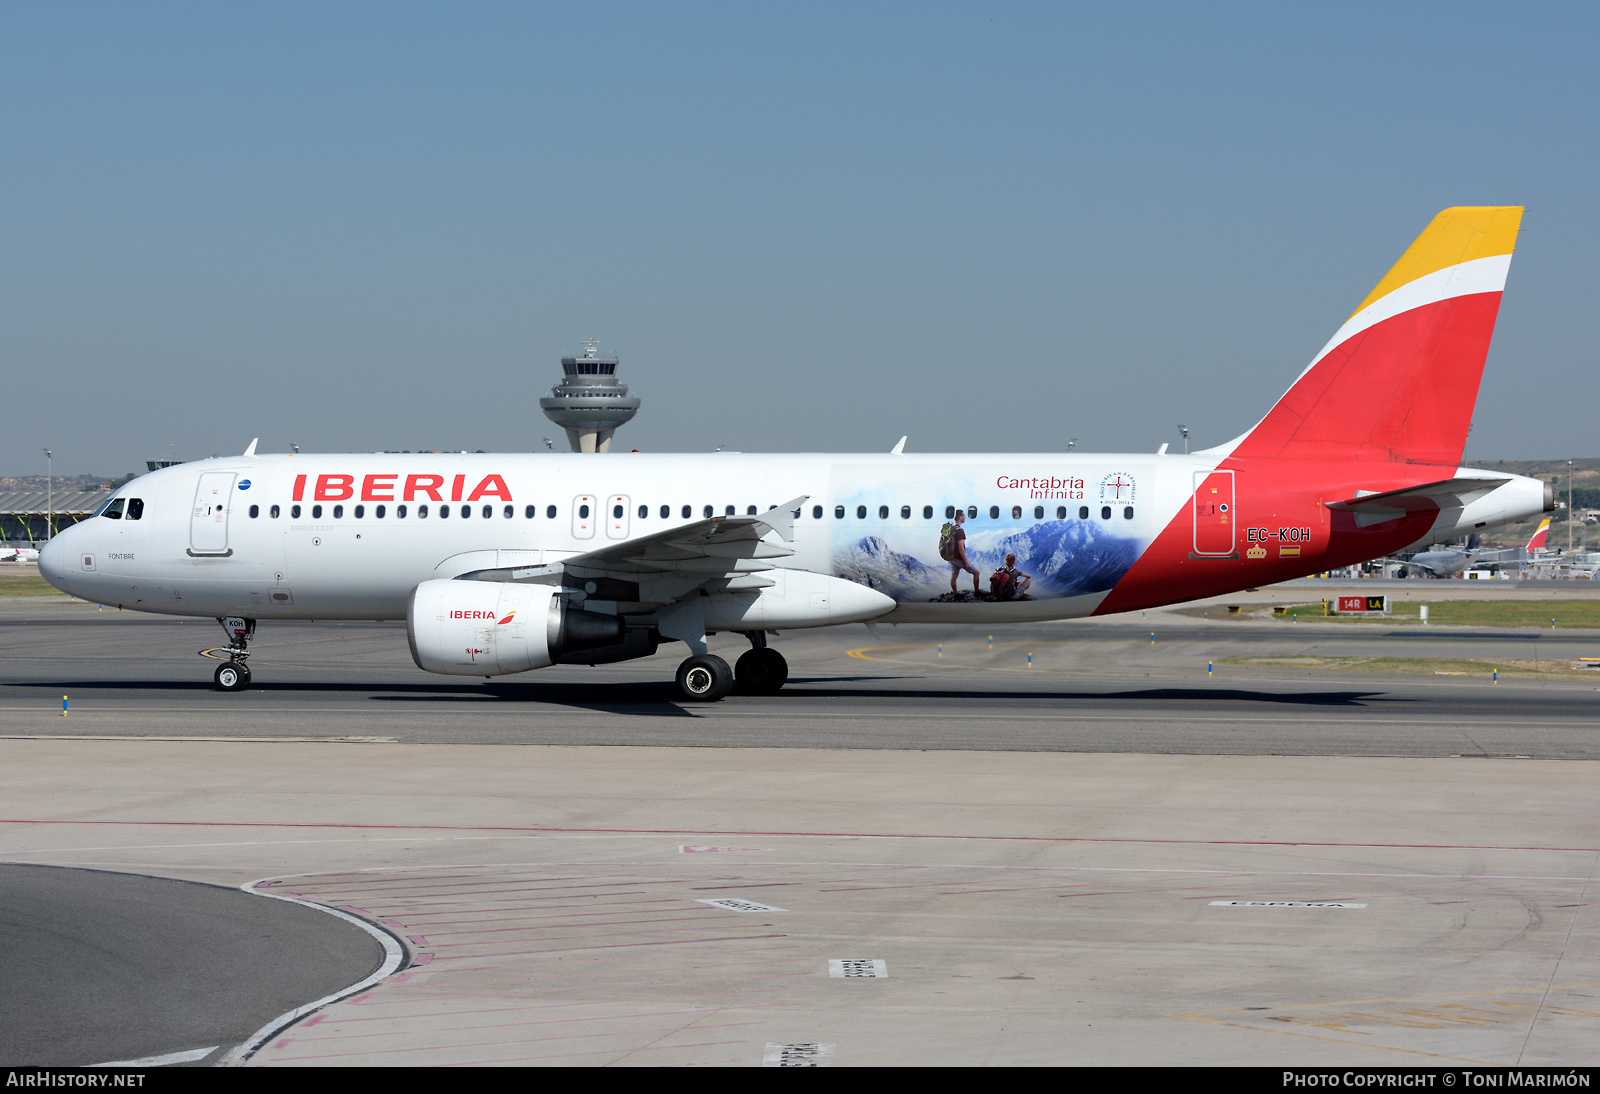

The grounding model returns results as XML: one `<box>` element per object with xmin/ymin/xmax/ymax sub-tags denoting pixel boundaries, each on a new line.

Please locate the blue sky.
<box><xmin>3</xmin><ymin>2</ymin><xmax>1596</xmax><ymax>474</ymax></box>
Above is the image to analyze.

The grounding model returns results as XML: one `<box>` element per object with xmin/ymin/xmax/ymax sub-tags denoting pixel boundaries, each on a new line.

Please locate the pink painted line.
<box><xmin>405</xmin><ymin>914</ymin><xmax>739</xmax><ymax>940</ymax></box>
<box><xmin>434</xmin><ymin>1040</ymin><xmax>752</xmax><ymax>1067</ymax></box>
<box><xmin>7</xmin><ymin>817</ymin><xmax>1596</xmax><ymax>853</ymax></box>
<box><xmin>406</xmin><ymin>922</ymin><xmax>773</xmax><ymax>955</ymax></box>
<box><xmin>389</xmin><ymin>901</ymin><xmax>685</xmax><ymax>925</ymax></box>
<box><xmin>433</xmin><ymin>937</ymin><xmax>792</xmax><ymax>971</ymax></box>
<box><xmin>256</xmin><ymin>1021</ymin><xmax>765</xmax><ymax>1063</ymax></box>
<box><xmin>311</xmin><ymin>984</ymin><xmax>810</xmax><ymax>1023</ymax></box>
<box><xmin>279</xmin><ymin>1003</ymin><xmax>785</xmax><ymax>1044</ymax></box>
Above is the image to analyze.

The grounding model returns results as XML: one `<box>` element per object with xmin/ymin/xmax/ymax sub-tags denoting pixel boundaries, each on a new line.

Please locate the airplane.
<box><xmin>1</xmin><ymin>547</ymin><xmax>40</xmax><ymax>563</ymax></box>
<box><xmin>1394</xmin><ymin>533</ymin><xmax>1486</xmax><ymax>578</ymax></box>
<box><xmin>1396</xmin><ymin>516</ymin><xmax>1553</xmax><ymax>577</ymax></box>
<box><xmin>38</xmin><ymin>206</ymin><xmax>1554</xmax><ymax>700</ymax></box>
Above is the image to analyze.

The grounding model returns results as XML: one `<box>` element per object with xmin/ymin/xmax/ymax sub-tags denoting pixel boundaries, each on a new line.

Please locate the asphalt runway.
<box><xmin>3</xmin><ymin>598</ymin><xmax>1600</xmax><ymax>757</ymax></box>
<box><xmin>3</xmin><ymin>594</ymin><xmax>1598</xmax><ymax>1067</ymax></box>
<box><xmin>0</xmin><ymin>863</ymin><xmax>386</xmax><ymax>1066</ymax></box>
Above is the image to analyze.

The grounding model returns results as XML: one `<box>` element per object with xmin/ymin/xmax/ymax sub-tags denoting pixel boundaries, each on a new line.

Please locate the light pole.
<box><xmin>1178</xmin><ymin>423</ymin><xmax>1190</xmax><ymax>455</ymax></box>
<box><xmin>1569</xmin><ymin>459</ymin><xmax>1575</xmax><ymax>556</ymax></box>
<box><xmin>42</xmin><ymin>448</ymin><xmax>52</xmax><ymax>541</ymax></box>
<box><xmin>1067</xmin><ymin>438</ymin><xmax>1077</xmax><ymax>452</ymax></box>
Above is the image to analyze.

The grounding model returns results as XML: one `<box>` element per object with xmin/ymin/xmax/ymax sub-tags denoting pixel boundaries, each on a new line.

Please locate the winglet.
<box><xmin>891</xmin><ymin>437</ymin><xmax>907</xmax><ymax>455</ymax></box>
<box><xmin>243</xmin><ymin>438</ymin><xmax>259</xmax><ymax>457</ymax></box>
<box><xmin>758</xmin><ymin>496</ymin><xmax>810</xmax><ymax>541</ymax></box>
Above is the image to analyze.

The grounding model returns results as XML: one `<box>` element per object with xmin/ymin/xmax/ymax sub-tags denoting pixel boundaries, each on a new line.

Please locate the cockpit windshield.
<box><xmin>98</xmin><ymin>498</ymin><xmax>124</xmax><ymax>520</ymax></box>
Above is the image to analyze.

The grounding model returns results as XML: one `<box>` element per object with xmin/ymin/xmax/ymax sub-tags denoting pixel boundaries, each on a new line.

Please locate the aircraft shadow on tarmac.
<box><xmin>7</xmin><ymin>677</ymin><xmax>1404</xmax><ymax>711</ymax></box>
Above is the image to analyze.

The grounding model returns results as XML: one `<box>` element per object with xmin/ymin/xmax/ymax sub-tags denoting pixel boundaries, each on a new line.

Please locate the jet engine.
<box><xmin>408</xmin><ymin>579</ymin><xmax>623</xmax><ymax>676</ymax></box>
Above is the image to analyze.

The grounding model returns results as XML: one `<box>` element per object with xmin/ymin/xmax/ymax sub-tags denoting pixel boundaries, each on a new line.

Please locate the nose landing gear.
<box><xmin>213</xmin><ymin>616</ymin><xmax>255</xmax><ymax>691</ymax></box>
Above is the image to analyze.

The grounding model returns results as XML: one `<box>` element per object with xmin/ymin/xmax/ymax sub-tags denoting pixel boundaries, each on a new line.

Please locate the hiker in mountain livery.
<box><xmin>939</xmin><ymin>508</ymin><xmax>981</xmax><ymax>597</ymax></box>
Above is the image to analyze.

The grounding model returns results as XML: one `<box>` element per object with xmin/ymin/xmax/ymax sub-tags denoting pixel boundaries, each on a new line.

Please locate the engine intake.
<box><xmin>407</xmin><ymin>579</ymin><xmax>623</xmax><ymax>676</ymax></box>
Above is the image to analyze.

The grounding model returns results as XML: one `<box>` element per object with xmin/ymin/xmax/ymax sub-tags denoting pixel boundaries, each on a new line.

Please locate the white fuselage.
<box><xmin>41</xmin><ymin>451</ymin><xmax>1199</xmax><ymax>624</ymax></box>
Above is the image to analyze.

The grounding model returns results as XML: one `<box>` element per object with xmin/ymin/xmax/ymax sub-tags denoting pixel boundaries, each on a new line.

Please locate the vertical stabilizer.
<box><xmin>1229</xmin><ymin>206</ymin><xmax>1523</xmax><ymax>466</ymax></box>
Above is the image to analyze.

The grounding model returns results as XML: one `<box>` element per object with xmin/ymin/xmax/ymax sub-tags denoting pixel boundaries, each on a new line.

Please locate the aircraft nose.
<box><xmin>37</xmin><ymin>528</ymin><xmax>73</xmax><ymax>592</ymax></box>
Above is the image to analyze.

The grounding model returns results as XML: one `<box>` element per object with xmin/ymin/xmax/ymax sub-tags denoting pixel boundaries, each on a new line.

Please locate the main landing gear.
<box><xmin>213</xmin><ymin>616</ymin><xmax>255</xmax><ymax>692</ymax></box>
<box><xmin>673</xmin><ymin>631</ymin><xmax>789</xmax><ymax>702</ymax></box>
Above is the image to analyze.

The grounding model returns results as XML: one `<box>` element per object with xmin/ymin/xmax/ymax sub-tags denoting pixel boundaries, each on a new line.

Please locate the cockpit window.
<box><xmin>100</xmin><ymin>498</ymin><xmax>124</xmax><ymax>520</ymax></box>
<box><xmin>125</xmin><ymin>498</ymin><xmax>144</xmax><ymax>520</ymax></box>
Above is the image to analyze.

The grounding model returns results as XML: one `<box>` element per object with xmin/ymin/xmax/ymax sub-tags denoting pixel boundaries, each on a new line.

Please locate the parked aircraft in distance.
<box><xmin>1</xmin><ymin>547</ymin><xmax>40</xmax><ymax>563</ymax></box>
<box><xmin>40</xmin><ymin>207</ymin><xmax>1553</xmax><ymax>700</ymax></box>
<box><xmin>1397</xmin><ymin>517</ymin><xmax>1554</xmax><ymax>577</ymax></box>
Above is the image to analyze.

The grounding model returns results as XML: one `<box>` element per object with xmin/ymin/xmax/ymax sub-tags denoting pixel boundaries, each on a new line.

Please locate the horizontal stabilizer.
<box><xmin>1327</xmin><ymin>477</ymin><xmax>1509</xmax><ymax>523</ymax></box>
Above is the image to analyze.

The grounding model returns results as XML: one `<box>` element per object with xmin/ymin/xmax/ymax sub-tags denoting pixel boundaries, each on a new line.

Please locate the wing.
<box><xmin>461</xmin><ymin>496</ymin><xmax>811</xmax><ymax>611</ymax></box>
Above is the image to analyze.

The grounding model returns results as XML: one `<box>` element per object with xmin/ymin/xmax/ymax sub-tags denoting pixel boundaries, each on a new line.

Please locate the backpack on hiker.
<box><xmin>989</xmin><ymin>569</ymin><xmax>1019</xmax><ymax>600</ymax></box>
<box><xmin>938</xmin><ymin>522</ymin><xmax>957</xmax><ymax>561</ymax></box>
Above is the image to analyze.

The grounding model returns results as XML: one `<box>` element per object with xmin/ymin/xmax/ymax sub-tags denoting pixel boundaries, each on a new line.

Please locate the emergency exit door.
<box><xmin>571</xmin><ymin>494</ymin><xmax>596</xmax><ymax>539</ymax></box>
<box><xmin>605</xmin><ymin>495</ymin><xmax>631</xmax><ymax>539</ymax></box>
<box><xmin>190</xmin><ymin>472</ymin><xmax>236</xmax><ymax>556</ymax></box>
<box><xmin>1192</xmin><ymin>470</ymin><xmax>1235</xmax><ymax>556</ymax></box>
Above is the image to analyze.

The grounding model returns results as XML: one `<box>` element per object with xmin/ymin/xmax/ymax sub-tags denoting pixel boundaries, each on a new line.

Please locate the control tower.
<box><xmin>538</xmin><ymin>341</ymin><xmax>641</xmax><ymax>453</ymax></box>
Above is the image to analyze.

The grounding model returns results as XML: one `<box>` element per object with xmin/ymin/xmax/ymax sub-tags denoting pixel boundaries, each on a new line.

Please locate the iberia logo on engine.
<box><xmin>450</xmin><ymin>610</ymin><xmax>498</xmax><ymax>619</ymax></box>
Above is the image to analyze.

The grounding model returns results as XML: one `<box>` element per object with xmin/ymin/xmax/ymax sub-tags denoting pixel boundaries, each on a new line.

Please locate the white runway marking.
<box><xmin>697</xmin><ymin>897</ymin><xmax>785</xmax><ymax>912</ymax></box>
<box><xmin>93</xmin><ymin>1046</ymin><xmax>216</xmax><ymax>1067</ymax></box>
<box><xmin>1210</xmin><ymin>899</ymin><xmax>1368</xmax><ymax>908</ymax></box>
<box><xmin>830</xmin><ymin>959</ymin><xmax>887</xmax><ymax>978</ymax></box>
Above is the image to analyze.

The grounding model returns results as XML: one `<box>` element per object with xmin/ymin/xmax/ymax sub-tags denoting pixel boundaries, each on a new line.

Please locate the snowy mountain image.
<box><xmin>832</xmin><ymin>519</ymin><xmax>1142</xmax><ymax>601</ymax></box>
<box><xmin>833</xmin><ymin>536</ymin><xmax>945</xmax><ymax>599</ymax></box>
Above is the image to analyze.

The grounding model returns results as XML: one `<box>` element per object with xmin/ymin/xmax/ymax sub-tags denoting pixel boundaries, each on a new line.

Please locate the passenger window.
<box><xmin>856</xmin><ymin>505</ymin><xmax>867</xmax><ymax>519</ymax></box>
<box><xmin>291</xmin><ymin>504</ymin><xmax>302</xmax><ymax>519</ymax></box>
<box><xmin>525</xmin><ymin>505</ymin><xmax>536</xmax><ymax>518</ymax></box>
<box><xmin>703</xmin><ymin>505</ymin><xmax>713</xmax><ymax>518</ymax></box>
<box><xmin>126</xmin><ymin>498</ymin><xmax>143</xmax><ymax>520</ymax></box>
<box><xmin>439</xmin><ymin>505</ymin><xmax>449</xmax><ymax>518</ymax></box>
<box><xmin>746</xmin><ymin>505</ymin><xmax>757</xmax><ymax>515</ymax></box>
<box><xmin>812</xmin><ymin>505</ymin><xmax>823</xmax><ymax>519</ymax></box>
<box><xmin>1078</xmin><ymin>506</ymin><xmax>1089</xmax><ymax>519</ymax></box>
<box><xmin>578</xmin><ymin>504</ymin><xmax>589</xmax><ymax>519</ymax></box>
<box><xmin>638</xmin><ymin>504</ymin><xmax>647</xmax><ymax>518</ymax></box>
<box><xmin>397</xmin><ymin>504</ymin><xmax>407</xmax><ymax>518</ymax></box>
<box><xmin>660</xmin><ymin>505</ymin><xmax>670</xmax><ymax>518</ymax></box>
<box><xmin>312</xmin><ymin>505</ymin><xmax>323</xmax><ymax>518</ymax></box>
<box><xmin>353</xmin><ymin>505</ymin><xmax>364</xmax><ymax>518</ymax></box>
<box><xmin>725</xmin><ymin>505</ymin><xmax>735</xmax><ymax>516</ymax></box>
<box><xmin>878</xmin><ymin>505</ymin><xmax>889</xmax><ymax>519</ymax></box>
<box><xmin>376</xmin><ymin>505</ymin><xmax>386</xmax><ymax>518</ymax></box>
<box><xmin>547</xmin><ymin>505</ymin><xmax>557</xmax><ymax>519</ymax></box>
<box><xmin>419</xmin><ymin>505</ymin><xmax>429</xmax><ymax>518</ymax></box>
<box><xmin>989</xmin><ymin>506</ymin><xmax>1000</xmax><ymax>519</ymax></box>
<box><xmin>945</xmin><ymin>505</ymin><xmax>955</xmax><ymax>519</ymax></box>
<box><xmin>614</xmin><ymin>504</ymin><xmax>624</xmax><ymax>519</ymax></box>
<box><xmin>461</xmin><ymin>505</ymin><xmax>471</xmax><ymax>519</ymax></box>
<box><xmin>680</xmin><ymin>505</ymin><xmax>690</xmax><ymax>518</ymax></box>
<box><xmin>1034</xmin><ymin>506</ymin><xmax>1044</xmax><ymax>519</ymax></box>
<box><xmin>249</xmin><ymin>504</ymin><xmax>259</xmax><ymax>518</ymax></box>
<box><xmin>102</xmin><ymin>499</ymin><xmax>124</xmax><ymax>520</ymax></box>
<box><xmin>923</xmin><ymin>505</ymin><xmax>933</xmax><ymax>519</ymax></box>
<box><xmin>333</xmin><ymin>505</ymin><xmax>344</xmax><ymax>518</ymax></box>
<box><xmin>1011</xmin><ymin>506</ymin><xmax>1022</xmax><ymax>519</ymax></box>
<box><xmin>1100</xmin><ymin>506</ymin><xmax>1111</xmax><ymax>520</ymax></box>
<box><xmin>1124</xmin><ymin>506</ymin><xmax>1134</xmax><ymax>519</ymax></box>
<box><xmin>967</xmin><ymin>506</ymin><xmax>978</xmax><ymax>519</ymax></box>
<box><xmin>503</xmin><ymin>505</ymin><xmax>513</xmax><ymax>519</ymax></box>
<box><xmin>270</xmin><ymin>504</ymin><xmax>280</xmax><ymax>519</ymax></box>
<box><xmin>1056</xmin><ymin>506</ymin><xmax>1066</xmax><ymax>519</ymax></box>
<box><xmin>835</xmin><ymin>505</ymin><xmax>845</xmax><ymax>518</ymax></box>
<box><xmin>900</xmin><ymin>505</ymin><xmax>911</xmax><ymax>519</ymax></box>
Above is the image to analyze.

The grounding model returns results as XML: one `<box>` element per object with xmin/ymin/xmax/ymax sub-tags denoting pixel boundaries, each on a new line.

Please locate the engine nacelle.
<box><xmin>407</xmin><ymin>579</ymin><xmax>623</xmax><ymax>676</ymax></box>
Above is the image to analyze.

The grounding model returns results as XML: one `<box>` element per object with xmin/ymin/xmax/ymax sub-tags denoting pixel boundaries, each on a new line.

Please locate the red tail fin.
<box><xmin>1229</xmin><ymin>207</ymin><xmax>1522</xmax><ymax>466</ymax></box>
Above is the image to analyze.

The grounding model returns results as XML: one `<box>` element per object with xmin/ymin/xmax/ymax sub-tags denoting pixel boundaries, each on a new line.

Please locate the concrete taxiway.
<box><xmin>1</xmin><ymin>593</ymin><xmax>1597</xmax><ymax>1066</ymax></box>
